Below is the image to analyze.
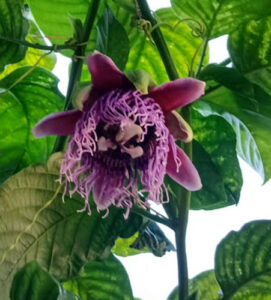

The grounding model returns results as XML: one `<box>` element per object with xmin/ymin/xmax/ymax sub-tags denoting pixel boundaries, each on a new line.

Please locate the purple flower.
<box><xmin>33</xmin><ymin>52</ymin><xmax>205</xmax><ymax>218</ymax></box>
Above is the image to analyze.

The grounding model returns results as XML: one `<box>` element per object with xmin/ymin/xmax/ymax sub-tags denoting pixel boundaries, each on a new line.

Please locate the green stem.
<box><xmin>0</xmin><ymin>35</ymin><xmax>72</xmax><ymax>51</ymax></box>
<box><xmin>53</xmin><ymin>0</ymin><xmax>101</xmax><ymax>153</ymax></box>
<box><xmin>136</xmin><ymin>0</ymin><xmax>179</xmax><ymax>81</ymax></box>
<box><xmin>137</xmin><ymin>1</ymin><xmax>192</xmax><ymax>299</ymax></box>
<box><xmin>132</xmin><ymin>206</ymin><xmax>175</xmax><ymax>229</ymax></box>
<box><xmin>195</xmin><ymin>36</ymin><xmax>208</xmax><ymax>77</ymax></box>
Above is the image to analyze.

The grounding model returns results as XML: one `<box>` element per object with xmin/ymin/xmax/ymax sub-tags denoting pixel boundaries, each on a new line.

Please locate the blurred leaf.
<box><xmin>27</xmin><ymin>0</ymin><xmax>132</xmax><ymax>56</ymax></box>
<box><xmin>0</xmin><ymin>67</ymin><xmax>64</xmax><ymax>184</ymax></box>
<box><xmin>11</xmin><ymin>261</ymin><xmax>79</xmax><ymax>300</ymax></box>
<box><xmin>168</xmin><ymin>270</ymin><xmax>221</xmax><ymax>300</ymax></box>
<box><xmin>165</xmin><ymin>112</ymin><xmax>242</xmax><ymax>211</ymax></box>
<box><xmin>198</xmin><ymin>65</ymin><xmax>271</xmax><ymax>181</ymax></box>
<box><xmin>0</xmin><ymin>0</ymin><xmax>29</xmax><ymax>71</ymax></box>
<box><xmin>229</xmin><ymin>16</ymin><xmax>271</xmax><ymax>95</ymax></box>
<box><xmin>96</xmin><ymin>6</ymin><xmax>130</xmax><ymax>70</ymax></box>
<box><xmin>0</xmin><ymin>21</ymin><xmax>56</xmax><ymax>79</ymax></box>
<box><xmin>215</xmin><ymin>220</ymin><xmax>271</xmax><ymax>299</ymax></box>
<box><xmin>63</xmin><ymin>254</ymin><xmax>133</xmax><ymax>300</ymax></box>
<box><xmin>171</xmin><ymin>0</ymin><xmax>271</xmax><ymax>39</ymax></box>
<box><xmin>10</xmin><ymin>261</ymin><xmax>59</xmax><ymax>300</ymax></box>
<box><xmin>0</xmin><ymin>153</ymin><xmax>141</xmax><ymax>298</ymax></box>
<box><xmin>126</xmin><ymin>8</ymin><xmax>208</xmax><ymax>84</ymax></box>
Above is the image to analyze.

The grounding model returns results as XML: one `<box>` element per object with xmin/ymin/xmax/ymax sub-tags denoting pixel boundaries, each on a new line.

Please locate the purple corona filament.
<box><xmin>60</xmin><ymin>89</ymin><xmax>173</xmax><ymax>218</ymax></box>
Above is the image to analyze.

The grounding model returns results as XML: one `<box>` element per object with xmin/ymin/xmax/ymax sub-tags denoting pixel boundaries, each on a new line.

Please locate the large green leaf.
<box><xmin>229</xmin><ymin>16</ymin><xmax>271</xmax><ymax>95</ymax></box>
<box><xmin>126</xmin><ymin>8</ymin><xmax>208</xmax><ymax>83</ymax></box>
<box><xmin>0</xmin><ymin>0</ymin><xmax>29</xmax><ymax>71</ymax></box>
<box><xmin>0</xmin><ymin>67</ymin><xmax>64</xmax><ymax>184</ymax></box>
<box><xmin>165</xmin><ymin>112</ymin><xmax>242</xmax><ymax>211</ymax></box>
<box><xmin>191</xmin><ymin>111</ymin><xmax>242</xmax><ymax>209</ymax></box>
<box><xmin>171</xmin><ymin>0</ymin><xmax>271</xmax><ymax>39</ymax></box>
<box><xmin>63</xmin><ymin>254</ymin><xmax>133</xmax><ymax>300</ymax></box>
<box><xmin>0</xmin><ymin>153</ymin><xmax>141</xmax><ymax>298</ymax></box>
<box><xmin>168</xmin><ymin>270</ymin><xmax>221</xmax><ymax>300</ymax></box>
<box><xmin>198</xmin><ymin>64</ymin><xmax>271</xmax><ymax>180</ymax></box>
<box><xmin>215</xmin><ymin>220</ymin><xmax>271</xmax><ymax>299</ymax></box>
<box><xmin>96</xmin><ymin>6</ymin><xmax>130</xmax><ymax>70</ymax></box>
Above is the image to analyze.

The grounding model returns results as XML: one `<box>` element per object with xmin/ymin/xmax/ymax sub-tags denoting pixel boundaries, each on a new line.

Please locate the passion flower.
<box><xmin>33</xmin><ymin>52</ymin><xmax>205</xmax><ymax>218</ymax></box>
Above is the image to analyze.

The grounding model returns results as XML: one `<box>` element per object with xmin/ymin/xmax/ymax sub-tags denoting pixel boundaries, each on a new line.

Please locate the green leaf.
<box><xmin>165</xmin><ymin>112</ymin><xmax>242</xmax><ymax>211</ymax></box>
<box><xmin>198</xmin><ymin>65</ymin><xmax>271</xmax><ymax>181</ymax></box>
<box><xmin>126</xmin><ymin>8</ymin><xmax>208</xmax><ymax>84</ymax></box>
<box><xmin>0</xmin><ymin>67</ymin><xmax>64</xmax><ymax>184</ymax></box>
<box><xmin>96</xmin><ymin>6</ymin><xmax>130</xmax><ymax>70</ymax></box>
<box><xmin>171</xmin><ymin>0</ymin><xmax>271</xmax><ymax>39</ymax></box>
<box><xmin>63</xmin><ymin>254</ymin><xmax>133</xmax><ymax>300</ymax></box>
<box><xmin>10</xmin><ymin>261</ymin><xmax>60</xmax><ymax>300</ymax></box>
<box><xmin>191</xmin><ymin>111</ymin><xmax>242</xmax><ymax>210</ymax></box>
<box><xmin>168</xmin><ymin>270</ymin><xmax>221</xmax><ymax>300</ymax></box>
<box><xmin>215</xmin><ymin>220</ymin><xmax>271</xmax><ymax>299</ymax></box>
<box><xmin>0</xmin><ymin>21</ymin><xmax>56</xmax><ymax>79</ymax></box>
<box><xmin>0</xmin><ymin>0</ymin><xmax>29</xmax><ymax>71</ymax></box>
<box><xmin>0</xmin><ymin>153</ymin><xmax>141</xmax><ymax>298</ymax></box>
<box><xmin>229</xmin><ymin>16</ymin><xmax>271</xmax><ymax>95</ymax></box>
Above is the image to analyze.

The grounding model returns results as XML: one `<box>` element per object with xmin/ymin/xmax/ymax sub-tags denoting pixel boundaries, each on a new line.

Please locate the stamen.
<box><xmin>97</xmin><ymin>136</ymin><xmax>116</xmax><ymax>151</ymax></box>
<box><xmin>121</xmin><ymin>145</ymin><xmax>144</xmax><ymax>158</ymax></box>
<box><xmin>116</xmin><ymin>119</ymin><xmax>143</xmax><ymax>144</ymax></box>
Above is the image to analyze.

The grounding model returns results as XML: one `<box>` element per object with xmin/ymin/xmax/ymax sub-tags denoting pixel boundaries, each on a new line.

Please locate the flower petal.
<box><xmin>87</xmin><ymin>51</ymin><xmax>133</xmax><ymax>91</ymax></box>
<box><xmin>166</xmin><ymin>144</ymin><xmax>202</xmax><ymax>191</ymax></box>
<box><xmin>165</xmin><ymin>111</ymin><xmax>193</xmax><ymax>142</ymax></box>
<box><xmin>32</xmin><ymin>110</ymin><xmax>82</xmax><ymax>138</ymax></box>
<box><xmin>148</xmin><ymin>78</ymin><xmax>205</xmax><ymax>112</ymax></box>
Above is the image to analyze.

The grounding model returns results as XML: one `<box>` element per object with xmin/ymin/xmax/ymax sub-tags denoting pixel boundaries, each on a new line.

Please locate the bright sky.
<box><xmin>53</xmin><ymin>1</ymin><xmax>271</xmax><ymax>299</ymax></box>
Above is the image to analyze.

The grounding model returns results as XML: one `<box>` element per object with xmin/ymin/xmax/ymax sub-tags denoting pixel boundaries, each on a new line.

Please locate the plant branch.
<box><xmin>137</xmin><ymin>1</ymin><xmax>192</xmax><ymax>300</ymax></box>
<box><xmin>53</xmin><ymin>0</ymin><xmax>101</xmax><ymax>153</ymax></box>
<box><xmin>0</xmin><ymin>35</ymin><xmax>72</xmax><ymax>51</ymax></box>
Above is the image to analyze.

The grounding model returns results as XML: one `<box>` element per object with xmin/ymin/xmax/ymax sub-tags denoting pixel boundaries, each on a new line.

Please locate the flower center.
<box><xmin>97</xmin><ymin>119</ymin><xmax>144</xmax><ymax>159</ymax></box>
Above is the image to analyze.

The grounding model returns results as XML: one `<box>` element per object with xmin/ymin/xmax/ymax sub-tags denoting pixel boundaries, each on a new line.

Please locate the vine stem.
<box><xmin>53</xmin><ymin>0</ymin><xmax>101</xmax><ymax>153</ymax></box>
<box><xmin>136</xmin><ymin>1</ymin><xmax>192</xmax><ymax>299</ymax></box>
<box><xmin>0</xmin><ymin>35</ymin><xmax>72</xmax><ymax>51</ymax></box>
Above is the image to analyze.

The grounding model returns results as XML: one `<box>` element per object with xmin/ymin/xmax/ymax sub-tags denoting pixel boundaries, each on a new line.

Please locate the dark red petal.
<box><xmin>148</xmin><ymin>78</ymin><xmax>205</xmax><ymax>112</ymax></box>
<box><xmin>32</xmin><ymin>110</ymin><xmax>82</xmax><ymax>138</ymax></box>
<box><xmin>87</xmin><ymin>51</ymin><xmax>133</xmax><ymax>91</ymax></box>
<box><xmin>166</xmin><ymin>144</ymin><xmax>202</xmax><ymax>191</ymax></box>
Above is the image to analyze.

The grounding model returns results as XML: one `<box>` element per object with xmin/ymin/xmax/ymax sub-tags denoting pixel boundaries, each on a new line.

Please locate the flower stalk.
<box><xmin>136</xmin><ymin>1</ymin><xmax>193</xmax><ymax>299</ymax></box>
<box><xmin>53</xmin><ymin>0</ymin><xmax>101</xmax><ymax>153</ymax></box>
